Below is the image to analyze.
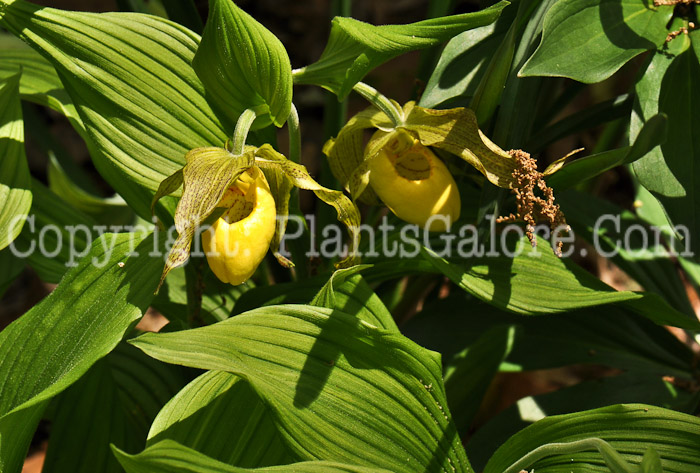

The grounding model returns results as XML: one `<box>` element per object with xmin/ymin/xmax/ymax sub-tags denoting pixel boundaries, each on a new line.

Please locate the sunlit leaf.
<box><xmin>293</xmin><ymin>1</ymin><xmax>510</xmax><ymax>98</ymax></box>
<box><xmin>130</xmin><ymin>304</ymin><xmax>471</xmax><ymax>472</ymax></box>
<box><xmin>193</xmin><ymin>0</ymin><xmax>292</xmax><ymax>129</ymax></box>
<box><xmin>0</xmin><ymin>73</ymin><xmax>31</xmax><ymax>251</ymax></box>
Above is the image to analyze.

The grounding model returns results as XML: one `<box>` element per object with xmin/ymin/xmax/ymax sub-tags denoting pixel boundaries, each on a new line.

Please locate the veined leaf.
<box><xmin>0</xmin><ymin>399</ymin><xmax>47</xmax><ymax>473</ymax></box>
<box><xmin>0</xmin><ymin>0</ymin><xmax>229</xmax><ymax>211</ymax></box>
<box><xmin>193</xmin><ymin>0</ymin><xmax>292</xmax><ymax>129</ymax></box>
<box><xmin>483</xmin><ymin>404</ymin><xmax>700</xmax><ymax>473</ymax></box>
<box><xmin>42</xmin><ymin>343</ymin><xmax>186</xmax><ymax>473</ymax></box>
<box><xmin>130</xmin><ymin>304</ymin><xmax>471</xmax><ymax>473</ymax></box>
<box><xmin>520</xmin><ymin>0</ymin><xmax>673</xmax><ymax>83</ymax></box>
<box><xmin>0</xmin><ymin>73</ymin><xmax>31</xmax><ymax>251</ymax></box>
<box><xmin>0</xmin><ymin>33</ymin><xmax>81</xmax><ymax>129</ymax></box>
<box><xmin>632</xmin><ymin>47</ymin><xmax>700</xmax><ymax>260</ymax></box>
<box><xmin>255</xmin><ymin>145</ymin><xmax>361</xmax><ymax>267</ymax></box>
<box><xmin>147</xmin><ymin>371</ymin><xmax>295</xmax><ymax>467</ymax></box>
<box><xmin>113</xmin><ymin>440</ymin><xmax>394</xmax><ymax>473</ymax></box>
<box><xmin>10</xmin><ymin>179</ymin><xmax>96</xmax><ymax>284</ymax></box>
<box><xmin>293</xmin><ymin>1</ymin><xmax>510</xmax><ymax>98</ymax></box>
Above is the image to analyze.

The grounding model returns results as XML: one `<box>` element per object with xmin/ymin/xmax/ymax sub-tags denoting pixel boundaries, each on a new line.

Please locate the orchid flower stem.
<box><xmin>502</xmin><ymin>438</ymin><xmax>636</xmax><ymax>473</ymax></box>
<box><xmin>231</xmin><ymin>108</ymin><xmax>257</xmax><ymax>155</ymax></box>
<box><xmin>352</xmin><ymin>81</ymin><xmax>403</xmax><ymax>127</ymax></box>
<box><xmin>288</xmin><ymin>103</ymin><xmax>301</xmax><ymax>164</ymax></box>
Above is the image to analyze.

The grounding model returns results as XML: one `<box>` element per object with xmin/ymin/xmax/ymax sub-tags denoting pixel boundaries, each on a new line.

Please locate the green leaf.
<box><xmin>547</xmin><ymin>113</ymin><xmax>667</xmax><ymax>189</ymax></box>
<box><xmin>10</xmin><ymin>179</ymin><xmax>96</xmax><ymax>283</ymax></box>
<box><xmin>311</xmin><ymin>268</ymin><xmax>399</xmax><ymax>333</ymax></box>
<box><xmin>483</xmin><ymin>404</ymin><xmax>700</xmax><ymax>473</ymax></box>
<box><xmin>255</xmin><ymin>145</ymin><xmax>361</xmax><ymax>267</ymax></box>
<box><xmin>520</xmin><ymin>0</ymin><xmax>673</xmax><ymax>83</ymax></box>
<box><xmin>48</xmin><ymin>154</ymin><xmax>134</xmax><ymax>226</ymax></box>
<box><xmin>421</xmin><ymin>235</ymin><xmax>700</xmax><ymax>330</ymax></box>
<box><xmin>159</xmin><ymin>147</ymin><xmax>255</xmax><ymax>285</ymax></box>
<box><xmin>193</xmin><ymin>0</ymin><xmax>292</xmax><ymax>129</ymax></box>
<box><xmin>632</xmin><ymin>47</ymin><xmax>700</xmax><ymax>260</ymax></box>
<box><xmin>467</xmin><ymin>372</ymin><xmax>695</xmax><ymax>471</ymax></box>
<box><xmin>0</xmin><ymin>232</ymin><xmax>162</xmax><ymax>421</ymax></box>
<box><xmin>420</xmin><ymin>15</ymin><xmax>513</xmax><ymax>109</ymax></box>
<box><xmin>42</xmin><ymin>343</ymin><xmax>186</xmax><ymax>473</ymax></box>
<box><xmin>130</xmin><ymin>304</ymin><xmax>471</xmax><ymax>473</ymax></box>
<box><xmin>0</xmin><ymin>399</ymin><xmax>47</xmax><ymax>473</ymax></box>
<box><xmin>0</xmin><ymin>247</ymin><xmax>24</xmax><ymax>298</ymax></box>
<box><xmin>113</xmin><ymin>440</ymin><xmax>395</xmax><ymax>473</ymax></box>
<box><xmin>0</xmin><ymin>0</ymin><xmax>229</xmax><ymax>213</ymax></box>
<box><xmin>147</xmin><ymin>371</ymin><xmax>295</xmax><ymax>467</ymax></box>
<box><xmin>0</xmin><ymin>33</ymin><xmax>81</xmax><ymax>129</ymax></box>
<box><xmin>293</xmin><ymin>1</ymin><xmax>510</xmax><ymax>98</ymax></box>
<box><xmin>0</xmin><ymin>73</ymin><xmax>31</xmax><ymax>251</ymax></box>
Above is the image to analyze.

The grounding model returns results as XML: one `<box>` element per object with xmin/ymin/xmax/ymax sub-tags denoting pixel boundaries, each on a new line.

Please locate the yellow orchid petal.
<box><xmin>202</xmin><ymin>167</ymin><xmax>276</xmax><ymax>285</ymax></box>
<box><xmin>368</xmin><ymin>130</ymin><xmax>460</xmax><ymax>232</ymax></box>
<box><xmin>402</xmin><ymin>102</ymin><xmax>517</xmax><ymax>188</ymax></box>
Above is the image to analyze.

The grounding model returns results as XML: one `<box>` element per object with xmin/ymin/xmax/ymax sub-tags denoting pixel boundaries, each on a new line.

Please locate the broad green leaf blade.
<box><xmin>632</xmin><ymin>47</ymin><xmax>700</xmax><ymax>260</ymax></box>
<box><xmin>444</xmin><ymin>325</ymin><xmax>515</xmax><ymax>433</ymax></box>
<box><xmin>0</xmin><ymin>73</ymin><xmax>31</xmax><ymax>251</ymax></box>
<box><xmin>0</xmin><ymin>232</ymin><xmax>162</xmax><ymax>420</ymax></box>
<box><xmin>148</xmin><ymin>371</ymin><xmax>295</xmax><ymax>467</ymax></box>
<box><xmin>130</xmin><ymin>304</ymin><xmax>472</xmax><ymax>473</ymax></box>
<box><xmin>0</xmin><ymin>0</ymin><xmax>229</xmax><ymax>211</ymax></box>
<box><xmin>0</xmin><ymin>399</ymin><xmax>47</xmax><ymax>473</ymax></box>
<box><xmin>10</xmin><ymin>179</ymin><xmax>96</xmax><ymax>284</ymax></box>
<box><xmin>48</xmin><ymin>154</ymin><xmax>134</xmax><ymax>226</ymax></box>
<box><xmin>483</xmin><ymin>404</ymin><xmax>700</xmax><ymax>473</ymax></box>
<box><xmin>193</xmin><ymin>0</ymin><xmax>292</xmax><ymax>129</ymax></box>
<box><xmin>0</xmin><ymin>33</ymin><xmax>81</xmax><ymax>128</ymax></box>
<box><xmin>162</xmin><ymin>147</ymin><xmax>255</xmax><ymax>284</ymax></box>
<box><xmin>42</xmin><ymin>343</ymin><xmax>186</xmax><ymax>473</ymax></box>
<box><xmin>520</xmin><ymin>0</ymin><xmax>673</xmax><ymax>83</ymax></box>
<box><xmin>293</xmin><ymin>1</ymin><xmax>510</xmax><ymax>98</ymax></box>
<box><xmin>547</xmin><ymin>113</ymin><xmax>667</xmax><ymax>189</ymax></box>
<box><xmin>114</xmin><ymin>440</ymin><xmax>394</xmax><ymax>473</ymax></box>
<box><xmin>421</xmin><ymin>235</ymin><xmax>700</xmax><ymax>330</ymax></box>
<box><xmin>255</xmin><ymin>145</ymin><xmax>361</xmax><ymax>267</ymax></box>
<box><xmin>467</xmin><ymin>372</ymin><xmax>695</xmax><ymax>472</ymax></box>
<box><xmin>558</xmin><ymin>190</ymin><xmax>695</xmax><ymax>317</ymax></box>
<box><xmin>420</xmin><ymin>16</ymin><xmax>512</xmax><ymax>109</ymax></box>
<box><xmin>311</xmin><ymin>268</ymin><xmax>399</xmax><ymax>333</ymax></box>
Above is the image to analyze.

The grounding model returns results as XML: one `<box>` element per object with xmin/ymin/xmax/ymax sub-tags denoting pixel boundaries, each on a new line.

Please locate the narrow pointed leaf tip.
<box><xmin>158</xmin><ymin>147</ymin><xmax>255</xmax><ymax>289</ymax></box>
<box><xmin>294</xmin><ymin>1</ymin><xmax>510</xmax><ymax>98</ymax></box>
<box><xmin>193</xmin><ymin>0</ymin><xmax>293</xmax><ymax>129</ymax></box>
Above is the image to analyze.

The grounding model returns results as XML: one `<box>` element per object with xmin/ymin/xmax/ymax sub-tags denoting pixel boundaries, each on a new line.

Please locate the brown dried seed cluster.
<box><xmin>654</xmin><ymin>0</ymin><xmax>697</xmax><ymax>5</ymax></box>
<box><xmin>496</xmin><ymin>149</ymin><xmax>569</xmax><ymax>255</ymax></box>
<box><xmin>665</xmin><ymin>22</ymin><xmax>695</xmax><ymax>43</ymax></box>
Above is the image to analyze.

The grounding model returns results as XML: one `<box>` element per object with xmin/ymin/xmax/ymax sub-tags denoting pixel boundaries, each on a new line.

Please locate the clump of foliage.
<box><xmin>0</xmin><ymin>0</ymin><xmax>699</xmax><ymax>472</ymax></box>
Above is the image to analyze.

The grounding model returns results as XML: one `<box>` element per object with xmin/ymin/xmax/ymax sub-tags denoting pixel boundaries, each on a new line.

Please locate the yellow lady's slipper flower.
<box><xmin>202</xmin><ymin>167</ymin><xmax>276</xmax><ymax>285</ymax></box>
<box><xmin>323</xmin><ymin>100</ymin><xmax>519</xmax><ymax>231</ymax></box>
<box><xmin>369</xmin><ymin>130</ymin><xmax>460</xmax><ymax>232</ymax></box>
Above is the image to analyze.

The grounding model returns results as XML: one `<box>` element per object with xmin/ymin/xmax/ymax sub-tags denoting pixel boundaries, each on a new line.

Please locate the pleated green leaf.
<box><xmin>0</xmin><ymin>399</ymin><xmax>47</xmax><ymax>473</ymax></box>
<box><xmin>193</xmin><ymin>0</ymin><xmax>292</xmax><ymax>129</ymax></box>
<box><xmin>484</xmin><ymin>404</ymin><xmax>700</xmax><ymax>473</ymax></box>
<box><xmin>113</xmin><ymin>440</ymin><xmax>394</xmax><ymax>473</ymax></box>
<box><xmin>520</xmin><ymin>0</ymin><xmax>673</xmax><ymax>83</ymax></box>
<box><xmin>293</xmin><ymin>1</ymin><xmax>510</xmax><ymax>98</ymax></box>
<box><xmin>0</xmin><ymin>33</ymin><xmax>81</xmax><ymax>129</ymax></box>
<box><xmin>130</xmin><ymin>304</ymin><xmax>471</xmax><ymax>473</ymax></box>
<box><xmin>10</xmin><ymin>179</ymin><xmax>96</xmax><ymax>283</ymax></box>
<box><xmin>42</xmin><ymin>343</ymin><xmax>186</xmax><ymax>473</ymax></box>
<box><xmin>147</xmin><ymin>371</ymin><xmax>296</xmax><ymax>467</ymax></box>
<box><xmin>0</xmin><ymin>0</ymin><xmax>228</xmax><ymax>210</ymax></box>
<box><xmin>255</xmin><ymin>145</ymin><xmax>361</xmax><ymax>267</ymax></box>
<box><xmin>0</xmin><ymin>73</ymin><xmax>31</xmax><ymax>251</ymax></box>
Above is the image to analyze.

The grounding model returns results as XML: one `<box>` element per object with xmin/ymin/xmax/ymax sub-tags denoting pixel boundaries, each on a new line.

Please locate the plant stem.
<box><xmin>502</xmin><ymin>438</ymin><xmax>636</xmax><ymax>473</ymax></box>
<box><xmin>353</xmin><ymin>81</ymin><xmax>404</xmax><ymax>127</ymax></box>
<box><xmin>287</xmin><ymin>103</ymin><xmax>301</xmax><ymax>164</ymax></box>
<box><xmin>230</xmin><ymin>108</ymin><xmax>257</xmax><ymax>155</ymax></box>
